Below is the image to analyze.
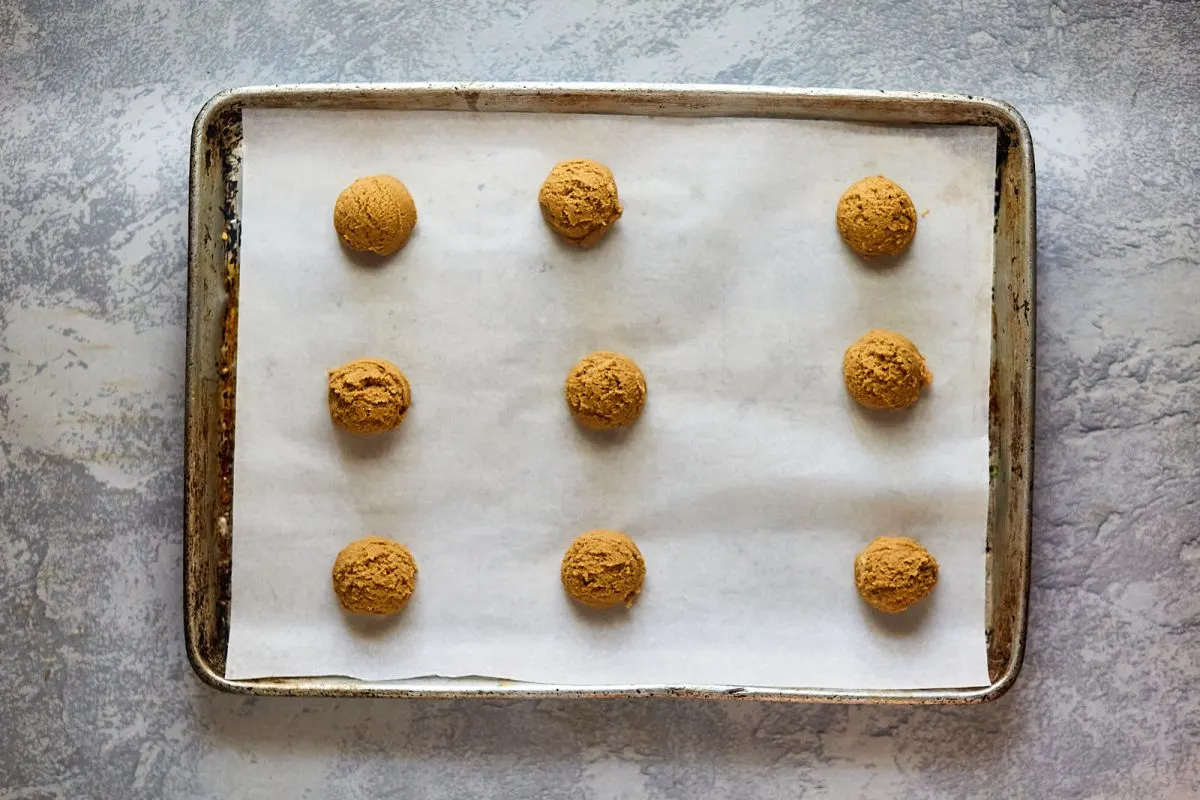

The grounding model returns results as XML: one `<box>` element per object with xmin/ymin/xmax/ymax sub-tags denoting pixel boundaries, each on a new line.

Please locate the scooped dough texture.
<box><xmin>561</xmin><ymin>530</ymin><xmax>646</xmax><ymax>609</ymax></box>
<box><xmin>836</xmin><ymin>175</ymin><xmax>917</xmax><ymax>257</ymax></box>
<box><xmin>564</xmin><ymin>351</ymin><xmax>647</xmax><ymax>429</ymax></box>
<box><xmin>328</xmin><ymin>358</ymin><xmax>411</xmax><ymax>434</ymax></box>
<box><xmin>332</xmin><ymin>536</ymin><xmax>418</xmax><ymax>615</ymax></box>
<box><xmin>854</xmin><ymin>536</ymin><xmax>939</xmax><ymax>613</ymax></box>
<box><xmin>843</xmin><ymin>329</ymin><xmax>932</xmax><ymax>410</ymax></box>
<box><xmin>538</xmin><ymin>159</ymin><xmax>623</xmax><ymax>247</ymax></box>
<box><xmin>333</xmin><ymin>175</ymin><xmax>418</xmax><ymax>255</ymax></box>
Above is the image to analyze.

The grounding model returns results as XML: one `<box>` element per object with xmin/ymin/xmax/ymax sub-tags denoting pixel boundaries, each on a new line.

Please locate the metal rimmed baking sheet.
<box><xmin>184</xmin><ymin>82</ymin><xmax>1034</xmax><ymax>703</ymax></box>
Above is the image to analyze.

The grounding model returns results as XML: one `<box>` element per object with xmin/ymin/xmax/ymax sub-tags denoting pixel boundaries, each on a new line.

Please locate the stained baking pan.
<box><xmin>184</xmin><ymin>82</ymin><xmax>1034</xmax><ymax>703</ymax></box>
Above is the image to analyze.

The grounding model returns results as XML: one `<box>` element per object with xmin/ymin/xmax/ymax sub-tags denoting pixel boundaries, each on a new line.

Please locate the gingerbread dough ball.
<box><xmin>328</xmin><ymin>358</ymin><xmax>411</xmax><ymax>434</ymax></box>
<box><xmin>561</xmin><ymin>529</ymin><xmax>646</xmax><ymax>609</ymax></box>
<box><xmin>565</xmin><ymin>351</ymin><xmax>647</xmax><ymax>430</ymax></box>
<box><xmin>843</xmin><ymin>329</ymin><xmax>932</xmax><ymax>410</ymax></box>
<box><xmin>333</xmin><ymin>175</ymin><xmax>418</xmax><ymax>255</ymax></box>
<box><xmin>836</xmin><ymin>176</ymin><xmax>917</xmax><ymax>257</ymax></box>
<box><xmin>854</xmin><ymin>536</ymin><xmax>938</xmax><ymax>613</ymax></box>
<box><xmin>332</xmin><ymin>536</ymin><xmax>418</xmax><ymax>615</ymax></box>
<box><xmin>538</xmin><ymin>159</ymin><xmax>623</xmax><ymax>248</ymax></box>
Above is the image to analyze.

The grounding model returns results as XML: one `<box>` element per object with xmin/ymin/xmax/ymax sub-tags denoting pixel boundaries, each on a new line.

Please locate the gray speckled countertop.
<box><xmin>2</xmin><ymin>1</ymin><xmax>1198</xmax><ymax>797</ymax></box>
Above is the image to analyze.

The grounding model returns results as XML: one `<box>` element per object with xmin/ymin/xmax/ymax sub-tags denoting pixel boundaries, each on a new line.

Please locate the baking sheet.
<box><xmin>224</xmin><ymin>108</ymin><xmax>996</xmax><ymax>689</ymax></box>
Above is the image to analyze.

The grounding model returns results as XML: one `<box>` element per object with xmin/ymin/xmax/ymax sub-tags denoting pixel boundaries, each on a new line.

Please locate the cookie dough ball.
<box><xmin>836</xmin><ymin>176</ymin><xmax>917</xmax><ymax>257</ymax></box>
<box><xmin>333</xmin><ymin>175</ymin><xmax>418</xmax><ymax>256</ymax></box>
<box><xmin>332</xmin><ymin>536</ymin><xmax>418</xmax><ymax>615</ymax></box>
<box><xmin>843</xmin><ymin>329</ymin><xmax>932</xmax><ymax>410</ymax></box>
<box><xmin>565</xmin><ymin>351</ymin><xmax>647</xmax><ymax>430</ymax></box>
<box><xmin>328</xmin><ymin>358</ymin><xmax>411</xmax><ymax>434</ymax></box>
<box><xmin>561</xmin><ymin>530</ymin><xmax>646</xmax><ymax>609</ymax></box>
<box><xmin>854</xmin><ymin>536</ymin><xmax>938</xmax><ymax>613</ymax></box>
<box><xmin>538</xmin><ymin>159</ymin><xmax>623</xmax><ymax>248</ymax></box>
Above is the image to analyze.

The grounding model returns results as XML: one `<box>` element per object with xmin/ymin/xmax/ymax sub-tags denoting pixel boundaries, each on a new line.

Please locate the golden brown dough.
<box><xmin>854</xmin><ymin>536</ymin><xmax>938</xmax><ymax>613</ymax></box>
<box><xmin>836</xmin><ymin>175</ymin><xmax>917</xmax><ymax>257</ymax></box>
<box><xmin>564</xmin><ymin>351</ymin><xmax>647</xmax><ymax>430</ymax></box>
<box><xmin>561</xmin><ymin>529</ymin><xmax>646</xmax><ymax>609</ymax></box>
<box><xmin>328</xmin><ymin>358</ymin><xmax>411</xmax><ymax>434</ymax></box>
<box><xmin>332</xmin><ymin>536</ymin><xmax>418</xmax><ymax>615</ymax></box>
<box><xmin>333</xmin><ymin>175</ymin><xmax>418</xmax><ymax>255</ymax></box>
<box><xmin>843</xmin><ymin>329</ymin><xmax>932</xmax><ymax>410</ymax></box>
<box><xmin>538</xmin><ymin>159</ymin><xmax>623</xmax><ymax>248</ymax></box>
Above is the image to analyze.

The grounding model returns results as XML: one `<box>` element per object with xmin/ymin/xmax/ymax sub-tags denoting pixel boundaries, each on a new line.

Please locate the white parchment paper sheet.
<box><xmin>225</xmin><ymin>108</ymin><xmax>996</xmax><ymax>689</ymax></box>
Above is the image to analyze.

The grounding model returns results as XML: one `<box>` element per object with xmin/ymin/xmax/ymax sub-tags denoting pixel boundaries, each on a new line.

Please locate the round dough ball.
<box><xmin>328</xmin><ymin>358</ymin><xmax>411</xmax><ymax>434</ymax></box>
<box><xmin>854</xmin><ymin>536</ymin><xmax>938</xmax><ymax>613</ymax></box>
<box><xmin>843</xmin><ymin>329</ymin><xmax>932</xmax><ymax>410</ymax></box>
<box><xmin>538</xmin><ymin>159</ymin><xmax>623</xmax><ymax>248</ymax></box>
<box><xmin>836</xmin><ymin>175</ymin><xmax>917</xmax><ymax>257</ymax></box>
<box><xmin>564</xmin><ymin>351</ymin><xmax>647</xmax><ymax>430</ymax></box>
<box><xmin>333</xmin><ymin>175</ymin><xmax>418</xmax><ymax>255</ymax></box>
<box><xmin>561</xmin><ymin>529</ymin><xmax>646</xmax><ymax>609</ymax></box>
<box><xmin>332</xmin><ymin>536</ymin><xmax>418</xmax><ymax>615</ymax></box>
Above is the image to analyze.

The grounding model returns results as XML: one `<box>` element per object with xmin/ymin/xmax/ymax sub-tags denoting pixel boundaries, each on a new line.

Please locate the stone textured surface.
<box><xmin>2</xmin><ymin>0</ymin><xmax>1198</xmax><ymax>796</ymax></box>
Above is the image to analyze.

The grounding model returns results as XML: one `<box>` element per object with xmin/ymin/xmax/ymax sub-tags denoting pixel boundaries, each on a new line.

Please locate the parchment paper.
<box><xmin>225</xmin><ymin>108</ymin><xmax>996</xmax><ymax>689</ymax></box>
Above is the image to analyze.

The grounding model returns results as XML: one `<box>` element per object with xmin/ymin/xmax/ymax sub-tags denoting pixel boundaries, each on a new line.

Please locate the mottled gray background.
<box><xmin>2</xmin><ymin>0</ymin><xmax>1198</xmax><ymax>797</ymax></box>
